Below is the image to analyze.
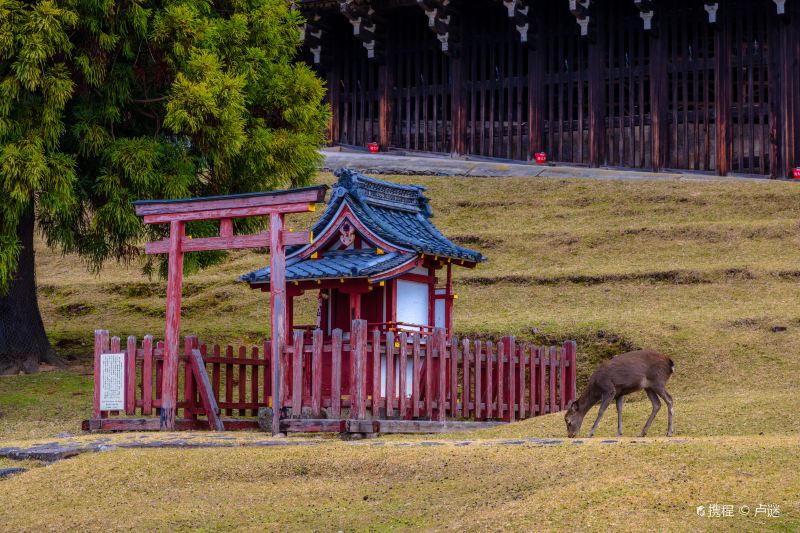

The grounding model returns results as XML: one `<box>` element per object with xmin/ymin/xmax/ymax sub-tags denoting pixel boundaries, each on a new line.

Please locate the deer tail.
<box><xmin>668</xmin><ymin>358</ymin><xmax>675</xmax><ymax>374</ymax></box>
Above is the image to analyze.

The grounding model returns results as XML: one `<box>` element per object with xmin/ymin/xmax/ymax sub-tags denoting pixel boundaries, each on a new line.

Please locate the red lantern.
<box><xmin>793</xmin><ymin>167</ymin><xmax>800</xmax><ymax>179</ymax></box>
<box><xmin>535</xmin><ymin>152</ymin><xmax>547</xmax><ymax>164</ymax></box>
<box><xmin>368</xmin><ymin>142</ymin><xmax>380</xmax><ymax>153</ymax></box>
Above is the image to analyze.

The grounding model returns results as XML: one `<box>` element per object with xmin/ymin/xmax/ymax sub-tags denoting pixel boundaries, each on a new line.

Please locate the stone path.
<box><xmin>322</xmin><ymin>148</ymin><xmax>771</xmax><ymax>181</ymax></box>
<box><xmin>0</xmin><ymin>435</ymin><xmax>690</xmax><ymax>465</ymax></box>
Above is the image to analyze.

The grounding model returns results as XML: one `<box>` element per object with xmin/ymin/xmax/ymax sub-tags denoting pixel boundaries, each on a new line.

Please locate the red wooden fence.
<box><xmin>89</xmin><ymin>320</ymin><xmax>577</xmax><ymax>433</ymax></box>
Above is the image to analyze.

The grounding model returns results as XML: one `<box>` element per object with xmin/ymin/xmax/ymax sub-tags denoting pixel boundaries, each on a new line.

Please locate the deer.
<box><xmin>564</xmin><ymin>350</ymin><xmax>675</xmax><ymax>438</ymax></box>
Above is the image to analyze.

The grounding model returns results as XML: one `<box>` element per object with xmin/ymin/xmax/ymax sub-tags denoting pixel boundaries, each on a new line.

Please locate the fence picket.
<box><xmin>549</xmin><ymin>346</ymin><xmax>557</xmax><ymax>415</ymax></box>
<box><xmin>518</xmin><ymin>343</ymin><xmax>526</xmax><ymax>420</ymax></box>
<box><xmin>485</xmin><ymin>340</ymin><xmax>494</xmax><ymax>419</ymax></box>
<box><xmin>292</xmin><ymin>330</ymin><xmax>304</xmax><ymax>417</ymax></box>
<box><xmin>496</xmin><ymin>340</ymin><xmax>505</xmax><ymax>420</ymax></box>
<box><xmin>385</xmin><ymin>331</ymin><xmax>395</xmax><ymax>418</ymax></box>
<box><xmin>461</xmin><ymin>338</ymin><xmax>471</xmax><ymax>418</ymax></box>
<box><xmin>399</xmin><ymin>332</ymin><xmax>408</xmax><ymax>419</ymax></box>
<box><xmin>372</xmin><ymin>329</ymin><xmax>381</xmax><ymax>417</ymax></box>
<box><xmin>538</xmin><ymin>345</ymin><xmax>546</xmax><ymax>415</ymax></box>
<box><xmin>558</xmin><ymin>344</ymin><xmax>566</xmax><ymax>410</ymax></box>
<box><xmin>451</xmin><ymin>336</ymin><xmax>459</xmax><ymax>417</ymax></box>
<box><xmin>225</xmin><ymin>345</ymin><xmax>233</xmax><ymax>416</ymax></box>
<box><xmin>251</xmin><ymin>346</ymin><xmax>260</xmax><ymax>416</ymax></box>
<box><xmin>312</xmin><ymin>329</ymin><xmax>323</xmax><ymax>417</ymax></box>
<box><xmin>474</xmin><ymin>340</ymin><xmax>482</xmax><ymax>420</ymax></box>
<box><xmin>126</xmin><ymin>336</ymin><xmax>137</xmax><ymax>415</ymax></box>
<box><xmin>528</xmin><ymin>345</ymin><xmax>536</xmax><ymax>416</ymax></box>
<box><xmin>436</xmin><ymin>329</ymin><xmax>446</xmax><ymax>422</ymax></box>
<box><xmin>142</xmin><ymin>335</ymin><xmax>153</xmax><ymax>416</ymax></box>
<box><xmin>412</xmin><ymin>333</ymin><xmax>421</xmax><ymax>418</ymax></box>
<box><xmin>352</xmin><ymin>320</ymin><xmax>367</xmax><ymax>420</ymax></box>
<box><xmin>238</xmin><ymin>345</ymin><xmax>247</xmax><ymax>416</ymax></box>
<box><xmin>331</xmin><ymin>329</ymin><xmax>343</xmax><ymax>417</ymax></box>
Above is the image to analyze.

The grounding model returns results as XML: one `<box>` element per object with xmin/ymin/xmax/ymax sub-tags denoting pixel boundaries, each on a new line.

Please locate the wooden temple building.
<box><xmin>242</xmin><ymin>167</ymin><xmax>483</xmax><ymax>339</ymax></box>
<box><xmin>298</xmin><ymin>0</ymin><xmax>800</xmax><ymax>178</ymax></box>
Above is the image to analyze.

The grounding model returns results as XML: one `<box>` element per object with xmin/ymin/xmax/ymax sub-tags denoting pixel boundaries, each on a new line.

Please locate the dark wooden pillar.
<box><xmin>327</xmin><ymin>67</ymin><xmax>341</xmax><ymax>145</ymax></box>
<box><xmin>588</xmin><ymin>8</ymin><xmax>606</xmax><ymax>167</ymax></box>
<box><xmin>792</xmin><ymin>3</ymin><xmax>800</xmax><ymax>176</ymax></box>
<box><xmin>770</xmin><ymin>9</ymin><xmax>798</xmax><ymax>179</ymax></box>
<box><xmin>714</xmin><ymin>9</ymin><xmax>732</xmax><ymax>176</ymax></box>
<box><xmin>527</xmin><ymin>41</ymin><xmax>545</xmax><ymax>159</ymax></box>
<box><xmin>378</xmin><ymin>63</ymin><xmax>393</xmax><ymax>150</ymax></box>
<box><xmin>650</xmin><ymin>29</ymin><xmax>668</xmax><ymax>172</ymax></box>
<box><xmin>451</xmin><ymin>53</ymin><xmax>467</xmax><ymax>157</ymax></box>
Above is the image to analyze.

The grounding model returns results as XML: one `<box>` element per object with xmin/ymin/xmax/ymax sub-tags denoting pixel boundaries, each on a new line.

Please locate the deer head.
<box><xmin>564</xmin><ymin>399</ymin><xmax>585</xmax><ymax>438</ymax></box>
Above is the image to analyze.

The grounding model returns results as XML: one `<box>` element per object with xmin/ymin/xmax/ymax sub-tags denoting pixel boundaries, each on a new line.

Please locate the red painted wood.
<box><xmin>518</xmin><ymin>343</ymin><xmax>526</xmax><ymax>420</ymax></box>
<box><xmin>184</xmin><ymin>336</ymin><xmax>197</xmax><ymax>420</ymax></box>
<box><xmin>412</xmin><ymin>333</ymin><xmax>421</xmax><ymax>418</ymax></box>
<box><xmin>424</xmin><ymin>336</ymin><xmax>433</xmax><ymax>419</ymax></box>
<box><xmin>161</xmin><ymin>219</ymin><xmax>185</xmax><ymax>430</ymax></box>
<box><xmin>142</xmin><ymin>335</ymin><xmax>153</xmax><ymax>415</ymax></box>
<box><xmin>528</xmin><ymin>345</ymin><xmax>536</xmax><ymax>416</ymax></box>
<box><xmin>292</xmin><ymin>330</ymin><xmax>304</xmax><ymax>417</ymax></box>
<box><xmin>566</xmin><ymin>340</ymin><xmax>577</xmax><ymax>404</ymax></box>
<box><xmin>538</xmin><ymin>345</ymin><xmax>546</xmax><ymax>415</ymax></box>
<box><xmin>148</xmin><ymin>230</ymin><xmax>309</xmax><ymax>255</ymax></box>
<box><xmin>372</xmin><ymin>328</ymin><xmax>381</xmax><ymax>416</ymax></box>
<box><xmin>189</xmin><ymin>349</ymin><xmax>224</xmax><ymax>431</ymax></box>
<box><xmin>135</xmin><ymin>187</ymin><xmax>325</xmax><ymax>216</ymax></box>
<box><xmin>331</xmin><ymin>329</ymin><xmax>343</xmax><ymax>417</ymax></box>
<box><xmin>435</xmin><ymin>329</ymin><xmax>446</xmax><ymax>422</ymax></box>
<box><xmin>263</xmin><ymin>340</ymin><xmax>271</xmax><ymax>407</ymax></box>
<box><xmin>558</xmin><ymin>345</ymin><xmax>566</xmax><ymax>411</ymax></box>
<box><xmin>212</xmin><ymin>344</ymin><xmax>221</xmax><ymax>410</ymax></box>
<box><xmin>219</xmin><ymin>218</ymin><xmax>233</xmax><ymax>238</ymax></box>
<box><xmin>110</xmin><ymin>336</ymin><xmax>120</xmax><ymax>415</ymax></box>
<box><xmin>549</xmin><ymin>346</ymin><xmax>557</xmax><ymax>414</ymax></box>
<box><xmin>496</xmin><ymin>340</ymin><xmax>505</xmax><ymax>420</ymax></box>
<box><xmin>93</xmin><ymin>330</ymin><xmax>105</xmax><ymax>418</ymax></box>
<box><xmin>125</xmin><ymin>336</ymin><xmax>137</xmax><ymax>415</ymax></box>
<box><xmin>281</xmin><ymin>419</ymin><xmax>347</xmax><ymax>433</ymax></box>
<box><xmin>485</xmin><ymin>341</ymin><xmax>494</xmax><ymax>419</ymax></box>
<box><xmin>505</xmin><ymin>337</ymin><xmax>516</xmax><ymax>423</ymax></box>
<box><xmin>461</xmin><ymin>337</ymin><xmax>470</xmax><ymax>418</ymax></box>
<box><xmin>251</xmin><ymin>346</ymin><xmax>259</xmax><ymax>416</ymax></box>
<box><xmin>351</xmin><ymin>319</ymin><xmax>367</xmax><ymax>419</ymax></box>
<box><xmin>474</xmin><ymin>340</ymin><xmax>482</xmax><ymax>420</ymax></box>
<box><xmin>450</xmin><ymin>336</ymin><xmax>458</xmax><ymax>417</ymax></box>
<box><xmin>311</xmin><ymin>329</ymin><xmax>323</xmax><ymax>417</ymax></box>
<box><xmin>385</xmin><ymin>331</ymin><xmax>395</xmax><ymax>417</ymax></box>
<box><xmin>156</xmin><ymin>340</ymin><xmax>164</xmax><ymax>407</ymax></box>
<box><xmin>398</xmin><ymin>332</ymin><xmax>408</xmax><ymax>419</ymax></box>
<box><xmin>224</xmin><ymin>345</ymin><xmax>234</xmax><ymax>416</ymax></box>
<box><xmin>238</xmin><ymin>346</ymin><xmax>247</xmax><ymax>416</ymax></box>
<box><xmin>270</xmin><ymin>212</ymin><xmax>286</xmax><ymax>434</ymax></box>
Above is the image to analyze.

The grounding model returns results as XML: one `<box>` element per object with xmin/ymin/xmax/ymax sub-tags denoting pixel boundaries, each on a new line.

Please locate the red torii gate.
<box><xmin>133</xmin><ymin>186</ymin><xmax>328</xmax><ymax>432</ymax></box>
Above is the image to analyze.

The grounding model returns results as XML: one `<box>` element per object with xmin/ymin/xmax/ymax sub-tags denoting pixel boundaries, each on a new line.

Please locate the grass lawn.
<box><xmin>1</xmin><ymin>173</ymin><xmax>800</xmax><ymax>531</ymax></box>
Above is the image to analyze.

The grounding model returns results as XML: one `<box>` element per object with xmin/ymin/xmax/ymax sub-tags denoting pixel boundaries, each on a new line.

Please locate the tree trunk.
<box><xmin>0</xmin><ymin>208</ymin><xmax>55</xmax><ymax>374</ymax></box>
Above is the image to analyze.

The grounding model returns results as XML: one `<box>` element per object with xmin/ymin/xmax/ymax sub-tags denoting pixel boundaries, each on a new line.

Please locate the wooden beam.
<box><xmin>189</xmin><ymin>349</ymin><xmax>225</xmax><ymax>431</ymax></box>
<box><xmin>527</xmin><ymin>34</ymin><xmax>544</xmax><ymax>158</ymax></box>
<box><xmin>160</xmin><ymin>220</ymin><xmax>184</xmax><ymax>430</ymax></box>
<box><xmin>451</xmin><ymin>53</ymin><xmax>467</xmax><ymax>156</ymax></box>
<box><xmin>375</xmin><ymin>419</ymin><xmax>504</xmax><ymax>434</ymax></box>
<box><xmin>134</xmin><ymin>186</ymin><xmax>327</xmax><ymax>217</ymax></box>
<box><xmin>144</xmin><ymin>231</ymin><xmax>310</xmax><ymax>255</ymax></box>
<box><xmin>714</xmin><ymin>7</ymin><xmax>731</xmax><ymax>176</ymax></box>
<box><xmin>281</xmin><ymin>419</ymin><xmax>347</xmax><ymax>433</ymax></box>
<box><xmin>270</xmin><ymin>213</ymin><xmax>286</xmax><ymax>435</ymax></box>
<box><xmin>378</xmin><ymin>63</ymin><xmax>393</xmax><ymax>149</ymax></box>
<box><xmin>587</xmin><ymin>1</ymin><xmax>606</xmax><ymax>167</ymax></box>
<box><xmin>142</xmin><ymin>203</ymin><xmax>316</xmax><ymax>225</ymax></box>
<box><xmin>650</xmin><ymin>29</ymin><xmax>668</xmax><ymax>171</ymax></box>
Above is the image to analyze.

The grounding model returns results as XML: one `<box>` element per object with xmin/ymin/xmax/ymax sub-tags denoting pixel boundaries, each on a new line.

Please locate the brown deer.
<box><xmin>564</xmin><ymin>350</ymin><xmax>674</xmax><ymax>438</ymax></box>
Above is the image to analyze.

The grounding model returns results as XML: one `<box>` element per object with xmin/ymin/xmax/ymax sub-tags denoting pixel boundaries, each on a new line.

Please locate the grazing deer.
<box><xmin>564</xmin><ymin>350</ymin><xmax>674</xmax><ymax>438</ymax></box>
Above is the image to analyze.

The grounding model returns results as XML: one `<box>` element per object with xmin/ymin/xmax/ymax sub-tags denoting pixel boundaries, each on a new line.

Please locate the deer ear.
<box><xmin>565</xmin><ymin>400</ymin><xmax>574</xmax><ymax>411</ymax></box>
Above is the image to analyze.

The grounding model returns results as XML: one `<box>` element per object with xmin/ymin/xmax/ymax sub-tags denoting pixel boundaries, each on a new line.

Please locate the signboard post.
<box><xmin>99</xmin><ymin>353</ymin><xmax>126</xmax><ymax>411</ymax></box>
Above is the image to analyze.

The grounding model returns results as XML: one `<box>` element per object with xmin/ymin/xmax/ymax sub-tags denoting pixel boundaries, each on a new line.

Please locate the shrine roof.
<box><xmin>306</xmin><ymin>168</ymin><xmax>485</xmax><ymax>263</ymax></box>
<box><xmin>241</xmin><ymin>249</ymin><xmax>413</xmax><ymax>284</ymax></box>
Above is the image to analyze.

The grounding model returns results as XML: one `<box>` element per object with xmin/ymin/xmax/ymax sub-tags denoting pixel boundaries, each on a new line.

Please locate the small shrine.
<box><xmin>241</xmin><ymin>169</ymin><xmax>485</xmax><ymax>341</ymax></box>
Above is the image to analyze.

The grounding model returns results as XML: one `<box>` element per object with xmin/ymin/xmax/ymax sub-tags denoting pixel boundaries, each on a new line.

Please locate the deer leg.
<box><xmin>654</xmin><ymin>387</ymin><xmax>674</xmax><ymax>437</ymax></box>
<box><xmin>587</xmin><ymin>392</ymin><xmax>615</xmax><ymax>438</ymax></box>
<box><xmin>616</xmin><ymin>396</ymin><xmax>624</xmax><ymax>437</ymax></box>
<box><xmin>640</xmin><ymin>389</ymin><xmax>661</xmax><ymax>437</ymax></box>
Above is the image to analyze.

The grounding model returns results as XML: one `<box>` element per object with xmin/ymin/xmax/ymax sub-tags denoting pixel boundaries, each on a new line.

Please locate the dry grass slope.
<box><xmin>1</xmin><ymin>173</ymin><xmax>799</xmax><ymax>530</ymax></box>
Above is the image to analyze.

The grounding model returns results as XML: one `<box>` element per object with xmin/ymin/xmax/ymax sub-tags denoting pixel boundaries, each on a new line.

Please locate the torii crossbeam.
<box><xmin>134</xmin><ymin>186</ymin><xmax>328</xmax><ymax>432</ymax></box>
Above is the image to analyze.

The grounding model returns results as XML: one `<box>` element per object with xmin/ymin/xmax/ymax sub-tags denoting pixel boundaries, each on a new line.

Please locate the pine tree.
<box><xmin>0</xmin><ymin>0</ymin><xmax>329</xmax><ymax>373</ymax></box>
